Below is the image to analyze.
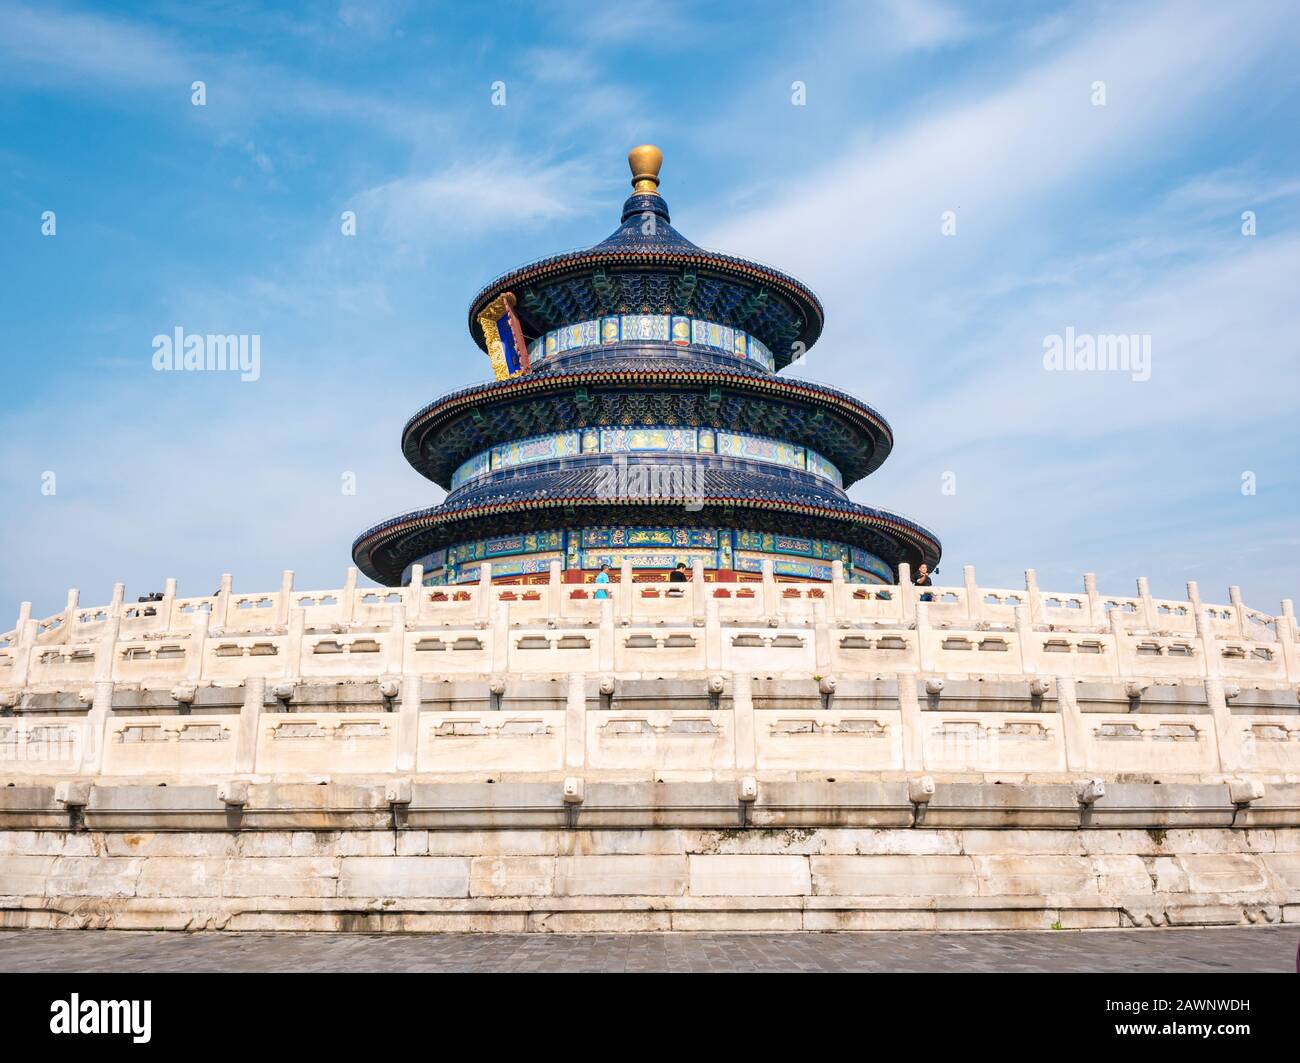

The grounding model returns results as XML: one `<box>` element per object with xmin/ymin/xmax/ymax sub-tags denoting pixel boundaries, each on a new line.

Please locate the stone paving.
<box><xmin>0</xmin><ymin>927</ymin><xmax>1295</xmax><ymax>972</ymax></box>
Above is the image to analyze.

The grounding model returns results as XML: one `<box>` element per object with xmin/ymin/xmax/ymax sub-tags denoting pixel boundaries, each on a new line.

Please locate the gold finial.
<box><xmin>628</xmin><ymin>144</ymin><xmax>663</xmax><ymax>195</ymax></box>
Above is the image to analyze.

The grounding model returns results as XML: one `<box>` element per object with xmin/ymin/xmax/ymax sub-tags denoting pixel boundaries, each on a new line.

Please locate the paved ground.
<box><xmin>0</xmin><ymin>926</ymin><xmax>1295</xmax><ymax>972</ymax></box>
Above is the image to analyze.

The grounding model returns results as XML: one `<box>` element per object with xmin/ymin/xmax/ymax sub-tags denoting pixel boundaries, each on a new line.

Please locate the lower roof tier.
<box><xmin>352</xmin><ymin>463</ymin><xmax>940</xmax><ymax>585</ymax></box>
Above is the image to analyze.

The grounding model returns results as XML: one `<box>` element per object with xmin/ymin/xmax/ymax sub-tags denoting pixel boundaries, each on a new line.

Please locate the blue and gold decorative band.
<box><xmin>449</xmin><ymin>426</ymin><xmax>843</xmax><ymax>489</ymax></box>
<box><xmin>528</xmin><ymin>314</ymin><xmax>776</xmax><ymax>371</ymax></box>
<box><xmin>477</xmin><ymin>292</ymin><xmax>530</xmax><ymax>380</ymax></box>
<box><xmin>408</xmin><ymin>526</ymin><xmax>891</xmax><ymax>586</ymax></box>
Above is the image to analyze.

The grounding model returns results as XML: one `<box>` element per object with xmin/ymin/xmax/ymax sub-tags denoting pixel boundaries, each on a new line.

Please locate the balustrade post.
<box><xmin>732</xmin><ymin>671</ymin><xmax>756</xmax><ymax>773</ymax></box>
<box><xmin>406</xmin><ymin>565</ymin><xmax>425</xmax><ymax>622</ymax></box>
<box><xmin>1083</xmin><ymin>572</ymin><xmax>1101</xmax><ymax>628</ymax></box>
<box><xmin>897</xmin><ymin>674</ymin><xmax>924</xmax><ymax>772</ymax></box>
<box><xmin>276</xmin><ymin>570</ymin><xmax>294</xmax><ymax>626</ymax></box>
<box><xmin>1228</xmin><ymin>585</ymin><xmax>1247</xmax><ymax>637</ymax></box>
<box><xmin>476</xmin><ymin>562</ymin><xmax>493</xmax><ymax>624</ymax></box>
<box><xmin>620</xmin><ymin>558</ymin><xmax>634</xmax><ymax>622</ymax></box>
<box><xmin>691</xmin><ymin>559</ymin><xmax>706</xmax><ymax>626</ymax></box>
<box><xmin>396</xmin><ymin>674</ymin><xmax>421</xmax><ymax>773</ymax></box>
<box><xmin>548</xmin><ymin>560</ymin><xmax>562</xmax><ymax>623</ymax></box>
<box><xmin>343</xmin><ymin>566</ymin><xmax>359</xmax><ymax>623</ymax></box>
<box><xmin>1136</xmin><ymin>576</ymin><xmax>1155</xmax><ymax>632</ymax></box>
<box><xmin>235</xmin><ymin>676</ymin><xmax>264</xmax><ymax>774</ymax></box>
<box><xmin>62</xmin><ymin>588</ymin><xmax>79</xmax><ymax>632</ymax></box>
<box><xmin>1024</xmin><ymin>568</ymin><xmax>1043</xmax><ymax>625</ymax></box>
<box><xmin>1195</xmin><ymin>608</ymin><xmax>1219</xmax><ymax>679</ymax></box>
<box><xmin>162</xmin><ymin>578</ymin><xmax>178</xmax><ymax>629</ymax></box>
<box><xmin>215</xmin><ymin>574</ymin><xmax>233</xmax><ymax>628</ymax></box>
<box><xmin>898</xmin><ymin>562</ymin><xmax>915</xmax><ymax>623</ymax></box>
<box><xmin>1054</xmin><ymin>677</ymin><xmax>1088</xmax><ymax>774</ymax></box>
<box><xmin>1278</xmin><ymin>601</ymin><xmax>1299</xmax><ymax>684</ymax></box>
<box><xmin>761</xmin><ymin>559</ymin><xmax>777</xmax><ymax>622</ymax></box>
<box><xmin>963</xmin><ymin>564</ymin><xmax>979</xmax><ymax>619</ymax></box>
<box><xmin>565</xmin><ymin>672</ymin><xmax>587</xmax><ymax>773</ymax></box>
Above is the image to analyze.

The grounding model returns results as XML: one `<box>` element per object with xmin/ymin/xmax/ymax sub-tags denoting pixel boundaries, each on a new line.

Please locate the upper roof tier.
<box><xmin>467</xmin><ymin>146</ymin><xmax>825</xmax><ymax>372</ymax></box>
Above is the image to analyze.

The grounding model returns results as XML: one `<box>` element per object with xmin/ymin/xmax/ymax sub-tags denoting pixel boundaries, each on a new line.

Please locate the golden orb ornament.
<box><xmin>628</xmin><ymin>144</ymin><xmax>663</xmax><ymax>195</ymax></box>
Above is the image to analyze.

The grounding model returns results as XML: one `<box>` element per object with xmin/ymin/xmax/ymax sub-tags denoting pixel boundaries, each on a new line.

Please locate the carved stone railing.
<box><xmin>1</xmin><ymin>561</ymin><xmax>1296</xmax><ymax>785</ymax></box>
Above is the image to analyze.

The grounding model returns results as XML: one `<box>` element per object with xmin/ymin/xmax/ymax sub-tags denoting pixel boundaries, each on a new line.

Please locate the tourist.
<box><xmin>914</xmin><ymin>563</ymin><xmax>935</xmax><ymax>602</ymax></box>
<box><xmin>594</xmin><ymin>563</ymin><xmax>611</xmax><ymax>599</ymax></box>
<box><xmin>668</xmin><ymin>561</ymin><xmax>688</xmax><ymax>596</ymax></box>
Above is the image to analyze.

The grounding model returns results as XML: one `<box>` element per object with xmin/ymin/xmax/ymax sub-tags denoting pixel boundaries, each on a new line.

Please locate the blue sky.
<box><xmin>2</xmin><ymin>0</ymin><xmax>1298</xmax><ymax>618</ymax></box>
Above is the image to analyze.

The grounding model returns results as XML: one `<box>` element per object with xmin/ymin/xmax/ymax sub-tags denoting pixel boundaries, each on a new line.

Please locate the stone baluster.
<box><xmin>235</xmin><ymin>676</ymin><xmax>264</xmax><ymax>774</ymax></box>
<box><xmin>830</xmin><ymin>559</ymin><xmax>845</xmax><ymax>620</ymax></box>
<box><xmin>186</xmin><ymin>608</ymin><xmax>209</xmax><ymax>685</ymax></box>
<box><xmin>963</xmin><ymin>564</ymin><xmax>979</xmax><ymax>619</ymax></box>
<box><xmin>565</xmin><ymin>672</ymin><xmax>587</xmax><ymax>773</ymax></box>
<box><xmin>343</xmin><ymin>566</ymin><xmax>359</xmax><ymax>624</ymax></box>
<box><xmin>1015</xmin><ymin>605</ymin><xmax>1037</xmax><ymax>674</ymax></box>
<box><xmin>10</xmin><ymin>607</ymin><xmax>37</xmax><ymax>690</ymax></box>
<box><xmin>704</xmin><ymin>597</ymin><xmax>722</xmax><ymax>672</ymax></box>
<box><xmin>897</xmin><ymin>674</ymin><xmax>925</xmax><ymax>772</ymax></box>
<box><xmin>620</xmin><ymin>558</ymin><xmax>634</xmax><ymax>622</ymax></box>
<box><xmin>384</xmin><ymin>599</ymin><xmax>405</xmax><ymax>675</ymax></box>
<box><xmin>1053</xmin><ymin>676</ymin><xmax>1088</xmax><ymax>774</ymax></box>
<box><xmin>898</xmin><ymin>562</ymin><xmax>915</xmax><ymax>623</ymax></box>
<box><xmin>1136</xmin><ymin>576</ymin><xmax>1155</xmax><ymax>632</ymax></box>
<box><xmin>1228</xmin><ymin>585</ymin><xmax>1247</xmax><ymax>638</ymax></box>
<box><xmin>1083</xmin><ymin>572</ymin><xmax>1101</xmax><ymax>628</ymax></box>
<box><xmin>276</xmin><ymin>570</ymin><xmax>294</xmax><ymax>626</ymax></box>
<box><xmin>915</xmin><ymin>601</ymin><xmax>934</xmax><ymax>673</ymax></box>
<box><xmin>691</xmin><ymin>559</ymin><xmax>706</xmax><ymax>626</ymax></box>
<box><xmin>732</xmin><ymin>672</ymin><xmax>756</xmax><ymax>774</ymax></box>
<box><xmin>761</xmin><ymin>559</ymin><xmax>777</xmax><ymax>623</ymax></box>
<box><xmin>1024</xmin><ymin>568</ymin><xmax>1043</xmax><ymax>625</ymax></box>
<box><xmin>215</xmin><ymin>573</ymin><xmax>233</xmax><ymax>629</ymax></box>
<box><xmin>813</xmin><ymin>598</ymin><xmax>831</xmax><ymax>672</ymax></box>
<box><xmin>283</xmin><ymin>603</ymin><xmax>305</xmax><ymax>680</ymax></box>
<box><xmin>491</xmin><ymin>599</ymin><xmax>510</xmax><ymax>674</ymax></box>
<box><xmin>162</xmin><ymin>578</ymin><xmax>178</xmax><ymax>629</ymax></box>
<box><xmin>406</xmin><ymin>564</ymin><xmax>424</xmax><ymax>616</ymax></box>
<box><xmin>397</xmin><ymin>674</ymin><xmax>421</xmax><ymax>772</ymax></box>
<box><xmin>475</xmin><ymin>562</ymin><xmax>492</xmax><ymax>623</ymax></box>
<box><xmin>1205</xmin><ymin>677</ymin><xmax>1242</xmax><ymax>774</ymax></box>
<box><xmin>61</xmin><ymin>587</ymin><xmax>79</xmax><ymax>633</ymax></box>
<box><xmin>598</xmin><ymin>598</ymin><xmax>616</xmax><ymax>673</ymax></box>
<box><xmin>548</xmin><ymin>560</ymin><xmax>562</xmax><ymax>623</ymax></box>
<box><xmin>1195</xmin><ymin>608</ymin><xmax>1219</xmax><ymax>679</ymax></box>
<box><xmin>1278</xmin><ymin>600</ymin><xmax>1299</xmax><ymax>684</ymax></box>
<box><xmin>1108</xmin><ymin>609</ymin><xmax>1130</xmax><ymax>678</ymax></box>
<box><xmin>1186</xmin><ymin>580</ymin><xmax>1203</xmax><ymax>622</ymax></box>
<box><xmin>82</xmin><ymin>679</ymin><xmax>115</xmax><ymax>774</ymax></box>
<box><xmin>96</xmin><ymin>599</ymin><xmax>123</xmax><ymax>686</ymax></box>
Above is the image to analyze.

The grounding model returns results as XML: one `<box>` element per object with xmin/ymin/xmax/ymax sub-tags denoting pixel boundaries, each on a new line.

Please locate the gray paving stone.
<box><xmin>0</xmin><ymin>927</ymin><xmax>1294</xmax><ymax>973</ymax></box>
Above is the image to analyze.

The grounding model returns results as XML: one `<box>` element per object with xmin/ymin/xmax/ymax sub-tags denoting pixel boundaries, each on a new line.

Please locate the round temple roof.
<box><xmin>467</xmin><ymin>147</ymin><xmax>825</xmax><ymax>370</ymax></box>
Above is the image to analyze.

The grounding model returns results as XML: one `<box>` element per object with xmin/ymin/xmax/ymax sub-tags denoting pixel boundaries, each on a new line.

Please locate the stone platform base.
<box><xmin>3</xmin><ymin>823</ymin><xmax>1298</xmax><ymax>933</ymax></box>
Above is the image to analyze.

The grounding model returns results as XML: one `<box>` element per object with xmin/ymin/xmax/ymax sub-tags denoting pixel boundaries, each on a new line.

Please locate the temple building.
<box><xmin>353</xmin><ymin>146</ymin><xmax>941</xmax><ymax>587</ymax></box>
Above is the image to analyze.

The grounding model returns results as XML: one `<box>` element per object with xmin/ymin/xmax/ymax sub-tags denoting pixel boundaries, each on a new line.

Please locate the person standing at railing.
<box><xmin>594</xmin><ymin>563</ymin><xmax>611</xmax><ymax>600</ymax></box>
<box><xmin>914</xmin><ymin>563</ymin><xmax>935</xmax><ymax>603</ymax></box>
<box><xmin>667</xmin><ymin>562</ymin><xmax>688</xmax><ymax>597</ymax></box>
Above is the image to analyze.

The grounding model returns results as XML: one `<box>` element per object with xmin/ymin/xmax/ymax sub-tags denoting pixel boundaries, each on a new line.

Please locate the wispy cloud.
<box><xmin>355</xmin><ymin>155</ymin><xmax>612</xmax><ymax>242</ymax></box>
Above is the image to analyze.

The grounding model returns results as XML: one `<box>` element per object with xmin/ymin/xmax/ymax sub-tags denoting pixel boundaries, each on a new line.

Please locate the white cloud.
<box><xmin>356</xmin><ymin>156</ymin><xmax>611</xmax><ymax>241</ymax></box>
